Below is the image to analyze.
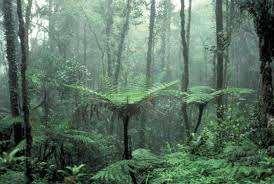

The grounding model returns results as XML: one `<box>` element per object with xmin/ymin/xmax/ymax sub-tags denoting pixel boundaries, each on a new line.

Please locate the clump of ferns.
<box><xmin>58</xmin><ymin>164</ymin><xmax>88</xmax><ymax>184</ymax></box>
<box><xmin>0</xmin><ymin>148</ymin><xmax>25</xmax><ymax>172</ymax></box>
<box><xmin>14</xmin><ymin>119</ymin><xmax>115</xmax><ymax>176</ymax></box>
<box><xmin>92</xmin><ymin>149</ymin><xmax>165</xmax><ymax>184</ymax></box>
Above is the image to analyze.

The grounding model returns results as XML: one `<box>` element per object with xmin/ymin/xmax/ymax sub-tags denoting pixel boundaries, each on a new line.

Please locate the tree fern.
<box><xmin>66</xmin><ymin>81</ymin><xmax>178</xmax><ymax>107</ymax></box>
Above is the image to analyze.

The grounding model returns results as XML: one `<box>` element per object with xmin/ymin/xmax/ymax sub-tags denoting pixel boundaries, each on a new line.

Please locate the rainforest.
<box><xmin>0</xmin><ymin>0</ymin><xmax>274</xmax><ymax>183</ymax></box>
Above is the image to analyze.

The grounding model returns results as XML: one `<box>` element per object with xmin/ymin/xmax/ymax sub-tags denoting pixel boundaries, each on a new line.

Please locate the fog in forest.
<box><xmin>0</xmin><ymin>0</ymin><xmax>273</xmax><ymax>183</ymax></box>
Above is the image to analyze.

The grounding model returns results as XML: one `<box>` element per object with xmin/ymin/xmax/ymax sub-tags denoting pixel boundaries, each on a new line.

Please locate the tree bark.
<box><xmin>83</xmin><ymin>23</ymin><xmax>87</xmax><ymax>66</ymax></box>
<box><xmin>123</xmin><ymin>115</ymin><xmax>131</xmax><ymax>160</ymax></box>
<box><xmin>255</xmin><ymin>6</ymin><xmax>274</xmax><ymax>148</ymax></box>
<box><xmin>194</xmin><ymin>104</ymin><xmax>205</xmax><ymax>133</ymax></box>
<box><xmin>235</xmin><ymin>0</ymin><xmax>274</xmax><ymax>149</ymax></box>
<box><xmin>106</xmin><ymin>0</ymin><xmax>114</xmax><ymax>78</ymax></box>
<box><xmin>186</xmin><ymin>0</ymin><xmax>192</xmax><ymax>50</ymax></box>
<box><xmin>146</xmin><ymin>0</ymin><xmax>156</xmax><ymax>87</ymax></box>
<box><xmin>122</xmin><ymin>115</ymin><xmax>137</xmax><ymax>184</ymax></box>
<box><xmin>114</xmin><ymin>0</ymin><xmax>132</xmax><ymax>87</ymax></box>
<box><xmin>161</xmin><ymin>0</ymin><xmax>172</xmax><ymax>82</ymax></box>
<box><xmin>215</xmin><ymin>0</ymin><xmax>224</xmax><ymax>120</ymax></box>
<box><xmin>2</xmin><ymin>0</ymin><xmax>22</xmax><ymax>145</ymax></box>
<box><xmin>17</xmin><ymin>0</ymin><xmax>33</xmax><ymax>182</ymax></box>
<box><xmin>180</xmin><ymin>0</ymin><xmax>191</xmax><ymax>139</ymax></box>
<box><xmin>138</xmin><ymin>0</ymin><xmax>157</xmax><ymax>148</ymax></box>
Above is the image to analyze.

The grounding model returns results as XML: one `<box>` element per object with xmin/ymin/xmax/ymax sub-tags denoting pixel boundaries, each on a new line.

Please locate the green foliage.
<box><xmin>184</xmin><ymin>87</ymin><xmax>220</xmax><ymax>105</ymax></box>
<box><xmin>149</xmin><ymin>150</ymin><xmax>273</xmax><ymax>184</ymax></box>
<box><xmin>68</xmin><ymin>81</ymin><xmax>178</xmax><ymax>106</ymax></box>
<box><xmin>92</xmin><ymin>149</ymin><xmax>164</xmax><ymax>184</ymax></box>
<box><xmin>0</xmin><ymin>115</ymin><xmax>23</xmax><ymax>132</ymax></box>
<box><xmin>67</xmin><ymin>81</ymin><xmax>178</xmax><ymax>119</ymax></box>
<box><xmin>55</xmin><ymin>59</ymin><xmax>91</xmax><ymax>85</ymax></box>
<box><xmin>58</xmin><ymin>164</ymin><xmax>87</xmax><ymax>183</ymax></box>
<box><xmin>132</xmin><ymin>149</ymin><xmax>164</xmax><ymax>170</ymax></box>
<box><xmin>185</xmin><ymin>86</ymin><xmax>253</xmax><ymax>105</ymax></box>
<box><xmin>164</xmin><ymin>86</ymin><xmax>253</xmax><ymax>105</ymax></box>
<box><xmin>92</xmin><ymin>160</ymin><xmax>132</xmax><ymax>184</ymax></box>
<box><xmin>223</xmin><ymin>139</ymin><xmax>260</xmax><ymax>164</ymax></box>
<box><xmin>0</xmin><ymin>148</ymin><xmax>25</xmax><ymax>168</ymax></box>
<box><xmin>45</xmin><ymin>122</ymin><xmax>116</xmax><ymax>156</ymax></box>
<box><xmin>0</xmin><ymin>171</ymin><xmax>25</xmax><ymax>184</ymax></box>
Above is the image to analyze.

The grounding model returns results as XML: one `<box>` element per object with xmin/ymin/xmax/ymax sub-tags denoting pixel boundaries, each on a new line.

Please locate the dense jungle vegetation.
<box><xmin>0</xmin><ymin>0</ymin><xmax>274</xmax><ymax>183</ymax></box>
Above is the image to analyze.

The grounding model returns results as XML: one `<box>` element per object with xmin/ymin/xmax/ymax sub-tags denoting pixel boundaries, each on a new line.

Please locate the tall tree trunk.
<box><xmin>2</xmin><ymin>0</ymin><xmax>22</xmax><ymax>145</ymax></box>
<box><xmin>42</xmin><ymin>0</ymin><xmax>55</xmax><ymax>125</ymax></box>
<box><xmin>138</xmin><ymin>0</ymin><xmax>156</xmax><ymax>148</ymax></box>
<box><xmin>180</xmin><ymin>0</ymin><xmax>191</xmax><ymax>139</ymax></box>
<box><xmin>146</xmin><ymin>0</ymin><xmax>156</xmax><ymax>87</ymax></box>
<box><xmin>106</xmin><ymin>0</ymin><xmax>114</xmax><ymax>79</ymax></box>
<box><xmin>17</xmin><ymin>0</ymin><xmax>33</xmax><ymax>182</ymax></box>
<box><xmin>48</xmin><ymin>0</ymin><xmax>54</xmax><ymax>53</ymax></box>
<box><xmin>255</xmin><ymin>4</ymin><xmax>274</xmax><ymax>149</ymax></box>
<box><xmin>123</xmin><ymin>115</ymin><xmax>131</xmax><ymax>160</ymax></box>
<box><xmin>160</xmin><ymin>0</ymin><xmax>172</xmax><ymax>82</ymax></box>
<box><xmin>122</xmin><ymin>115</ymin><xmax>137</xmax><ymax>184</ymax></box>
<box><xmin>235</xmin><ymin>0</ymin><xmax>274</xmax><ymax>151</ymax></box>
<box><xmin>114</xmin><ymin>0</ymin><xmax>132</xmax><ymax>87</ymax></box>
<box><xmin>83</xmin><ymin>23</ymin><xmax>87</xmax><ymax>66</ymax></box>
<box><xmin>215</xmin><ymin>0</ymin><xmax>224</xmax><ymax>119</ymax></box>
<box><xmin>194</xmin><ymin>104</ymin><xmax>205</xmax><ymax>133</ymax></box>
<box><xmin>165</xmin><ymin>2</ymin><xmax>172</xmax><ymax>82</ymax></box>
<box><xmin>186</xmin><ymin>0</ymin><xmax>192</xmax><ymax>50</ymax></box>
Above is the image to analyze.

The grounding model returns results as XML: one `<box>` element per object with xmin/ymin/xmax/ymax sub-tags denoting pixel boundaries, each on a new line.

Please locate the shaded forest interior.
<box><xmin>0</xmin><ymin>0</ymin><xmax>274</xmax><ymax>183</ymax></box>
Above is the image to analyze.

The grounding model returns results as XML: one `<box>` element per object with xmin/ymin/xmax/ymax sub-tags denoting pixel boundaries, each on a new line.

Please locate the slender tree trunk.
<box><xmin>146</xmin><ymin>0</ymin><xmax>156</xmax><ymax>87</ymax></box>
<box><xmin>160</xmin><ymin>0</ymin><xmax>172</xmax><ymax>82</ymax></box>
<box><xmin>48</xmin><ymin>0</ymin><xmax>54</xmax><ymax>53</ymax></box>
<box><xmin>114</xmin><ymin>0</ymin><xmax>132</xmax><ymax>87</ymax></box>
<box><xmin>106</xmin><ymin>0</ymin><xmax>114</xmax><ymax>78</ymax></box>
<box><xmin>180</xmin><ymin>0</ymin><xmax>190</xmax><ymax>139</ymax></box>
<box><xmin>17</xmin><ymin>0</ymin><xmax>33</xmax><ymax>182</ymax></box>
<box><xmin>123</xmin><ymin>115</ymin><xmax>131</xmax><ymax>160</ymax></box>
<box><xmin>215</xmin><ymin>0</ymin><xmax>224</xmax><ymax>119</ymax></box>
<box><xmin>2</xmin><ymin>0</ymin><xmax>22</xmax><ymax>145</ymax></box>
<box><xmin>83</xmin><ymin>23</ymin><xmax>87</xmax><ymax>66</ymax></box>
<box><xmin>165</xmin><ymin>28</ymin><xmax>171</xmax><ymax>81</ymax></box>
<box><xmin>194</xmin><ymin>104</ymin><xmax>205</xmax><ymax>133</ymax></box>
<box><xmin>122</xmin><ymin>115</ymin><xmax>137</xmax><ymax>184</ymax></box>
<box><xmin>138</xmin><ymin>0</ymin><xmax>156</xmax><ymax>148</ymax></box>
<box><xmin>186</xmin><ymin>0</ymin><xmax>192</xmax><ymax>50</ymax></box>
<box><xmin>160</xmin><ymin>20</ymin><xmax>167</xmax><ymax>74</ymax></box>
<box><xmin>42</xmin><ymin>0</ymin><xmax>53</xmax><ymax>125</ymax></box>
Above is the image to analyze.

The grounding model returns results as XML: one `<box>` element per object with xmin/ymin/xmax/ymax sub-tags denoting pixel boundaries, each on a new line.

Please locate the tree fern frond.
<box><xmin>222</xmin><ymin>87</ymin><xmax>254</xmax><ymax>96</ymax></box>
<box><xmin>66</xmin><ymin>81</ymin><xmax>178</xmax><ymax>118</ymax></box>
<box><xmin>184</xmin><ymin>86</ymin><xmax>253</xmax><ymax>105</ymax></box>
